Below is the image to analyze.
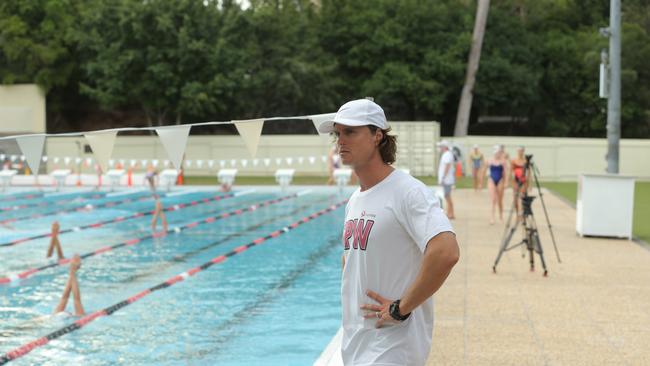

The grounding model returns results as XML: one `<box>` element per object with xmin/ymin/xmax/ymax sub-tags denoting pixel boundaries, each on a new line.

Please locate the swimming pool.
<box><xmin>0</xmin><ymin>187</ymin><xmax>351</xmax><ymax>365</ymax></box>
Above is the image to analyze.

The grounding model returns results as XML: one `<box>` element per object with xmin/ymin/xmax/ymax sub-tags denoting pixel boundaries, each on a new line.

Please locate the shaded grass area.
<box><xmin>543</xmin><ymin>181</ymin><xmax>650</xmax><ymax>244</ymax></box>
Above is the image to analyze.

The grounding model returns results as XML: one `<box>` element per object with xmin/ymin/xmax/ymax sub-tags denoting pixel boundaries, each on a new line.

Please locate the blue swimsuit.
<box><xmin>489</xmin><ymin>164</ymin><xmax>504</xmax><ymax>185</ymax></box>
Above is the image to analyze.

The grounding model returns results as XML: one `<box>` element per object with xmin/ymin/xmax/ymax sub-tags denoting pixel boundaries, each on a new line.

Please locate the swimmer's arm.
<box><xmin>397</xmin><ymin>232</ymin><xmax>459</xmax><ymax>316</ymax></box>
<box><xmin>341</xmin><ymin>255</ymin><xmax>345</xmax><ymax>273</ymax></box>
<box><xmin>70</xmin><ymin>274</ymin><xmax>85</xmax><ymax>316</ymax></box>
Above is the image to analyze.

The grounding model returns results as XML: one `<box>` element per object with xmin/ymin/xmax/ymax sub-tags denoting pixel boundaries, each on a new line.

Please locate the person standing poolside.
<box><xmin>318</xmin><ymin>99</ymin><xmax>459</xmax><ymax>366</ymax></box>
<box><xmin>468</xmin><ymin>145</ymin><xmax>485</xmax><ymax>191</ymax></box>
<box><xmin>437</xmin><ymin>140</ymin><xmax>456</xmax><ymax>219</ymax></box>
<box><xmin>510</xmin><ymin>146</ymin><xmax>531</xmax><ymax>216</ymax></box>
<box><xmin>54</xmin><ymin>254</ymin><xmax>85</xmax><ymax>316</ymax></box>
<box><xmin>46</xmin><ymin>221</ymin><xmax>64</xmax><ymax>260</ymax></box>
<box><xmin>487</xmin><ymin>146</ymin><xmax>507</xmax><ymax>224</ymax></box>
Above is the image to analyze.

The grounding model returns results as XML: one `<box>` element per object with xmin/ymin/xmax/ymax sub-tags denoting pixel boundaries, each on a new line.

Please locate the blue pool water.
<box><xmin>0</xmin><ymin>187</ymin><xmax>350</xmax><ymax>365</ymax></box>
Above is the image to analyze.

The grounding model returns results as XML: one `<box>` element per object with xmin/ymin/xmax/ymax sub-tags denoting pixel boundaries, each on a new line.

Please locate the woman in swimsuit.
<box><xmin>511</xmin><ymin>146</ymin><xmax>530</xmax><ymax>216</ymax></box>
<box><xmin>468</xmin><ymin>145</ymin><xmax>484</xmax><ymax>191</ymax></box>
<box><xmin>487</xmin><ymin>146</ymin><xmax>506</xmax><ymax>224</ymax></box>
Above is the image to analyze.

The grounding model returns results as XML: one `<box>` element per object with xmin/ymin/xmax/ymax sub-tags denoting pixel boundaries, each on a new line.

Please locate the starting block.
<box><xmin>106</xmin><ymin>169</ymin><xmax>125</xmax><ymax>191</ymax></box>
<box><xmin>159</xmin><ymin>169</ymin><xmax>179</xmax><ymax>191</ymax></box>
<box><xmin>217</xmin><ymin>169</ymin><xmax>238</xmax><ymax>191</ymax></box>
<box><xmin>275</xmin><ymin>169</ymin><xmax>295</xmax><ymax>191</ymax></box>
<box><xmin>334</xmin><ymin>168</ymin><xmax>352</xmax><ymax>191</ymax></box>
<box><xmin>51</xmin><ymin>169</ymin><xmax>71</xmax><ymax>191</ymax></box>
<box><xmin>0</xmin><ymin>170</ymin><xmax>17</xmax><ymax>191</ymax></box>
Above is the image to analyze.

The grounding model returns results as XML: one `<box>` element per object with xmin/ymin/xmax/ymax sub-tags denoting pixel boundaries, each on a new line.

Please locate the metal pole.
<box><xmin>606</xmin><ymin>0</ymin><xmax>621</xmax><ymax>173</ymax></box>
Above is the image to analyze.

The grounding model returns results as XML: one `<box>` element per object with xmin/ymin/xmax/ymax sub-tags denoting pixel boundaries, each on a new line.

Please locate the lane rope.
<box><xmin>0</xmin><ymin>192</ymin><xmax>298</xmax><ymax>284</ymax></box>
<box><xmin>0</xmin><ymin>199</ymin><xmax>347</xmax><ymax>365</ymax></box>
<box><xmin>0</xmin><ymin>193</ymin><xmax>105</xmax><ymax>213</ymax></box>
<box><xmin>0</xmin><ymin>191</ymin><xmax>160</xmax><ymax>225</ymax></box>
<box><xmin>0</xmin><ymin>191</ymin><xmax>240</xmax><ymax>248</ymax></box>
<box><xmin>0</xmin><ymin>192</ymin><xmax>44</xmax><ymax>203</ymax></box>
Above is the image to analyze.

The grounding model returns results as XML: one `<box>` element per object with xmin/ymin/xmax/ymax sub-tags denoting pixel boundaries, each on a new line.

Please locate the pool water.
<box><xmin>0</xmin><ymin>187</ymin><xmax>350</xmax><ymax>365</ymax></box>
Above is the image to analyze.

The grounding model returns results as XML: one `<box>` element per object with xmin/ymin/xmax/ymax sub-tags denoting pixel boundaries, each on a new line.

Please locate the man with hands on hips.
<box><xmin>319</xmin><ymin>99</ymin><xmax>460</xmax><ymax>366</ymax></box>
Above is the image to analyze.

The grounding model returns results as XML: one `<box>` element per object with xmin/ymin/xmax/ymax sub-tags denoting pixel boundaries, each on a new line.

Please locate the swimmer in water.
<box><xmin>54</xmin><ymin>254</ymin><xmax>85</xmax><ymax>316</ymax></box>
<box><xmin>46</xmin><ymin>221</ymin><xmax>65</xmax><ymax>260</ymax></box>
<box><xmin>151</xmin><ymin>197</ymin><xmax>168</xmax><ymax>232</ymax></box>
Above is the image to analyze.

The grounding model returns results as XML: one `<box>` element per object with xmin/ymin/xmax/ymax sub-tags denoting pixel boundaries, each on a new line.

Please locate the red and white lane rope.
<box><xmin>0</xmin><ymin>198</ymin><xmax>346</xmax><ymax>365</ymax></box>
<box><xmin>0</xmin><ymin>191</ymin><xmax>301</xmax><ymax>285</ymax></box>
<box><xmin>0</xmin><ymin>191</ymin><xmax>244</xmax><ymax>248</ymax></box>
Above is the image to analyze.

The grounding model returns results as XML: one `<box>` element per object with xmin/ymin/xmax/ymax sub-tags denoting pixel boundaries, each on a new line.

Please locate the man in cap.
<box><xmin>437</xmin><ymin>140</ymin><xmax>456</xmax><ymax>219</ymax></box>
<box><xmin>319</xmin><ymin>99</ymin><xmax>460</xmax><ymax>366</ymax></box>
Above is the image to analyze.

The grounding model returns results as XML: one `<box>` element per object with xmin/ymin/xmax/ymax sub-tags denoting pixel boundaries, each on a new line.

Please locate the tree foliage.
<box><xmin>0</xmin><ymin>0</ymin><xmax>648</xmax><ymax>137</ymax></box>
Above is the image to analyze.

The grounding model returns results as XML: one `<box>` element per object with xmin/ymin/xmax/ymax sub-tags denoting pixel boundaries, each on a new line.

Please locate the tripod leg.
<box><xmin>493</xmin><ymin>225</ymin><xmax>519</xmax><ymax>273</ymax></box>
<box><xmin>532</xmin><ymin>229</ymin><xmax>548</xmax><ymax>276</ymax></box>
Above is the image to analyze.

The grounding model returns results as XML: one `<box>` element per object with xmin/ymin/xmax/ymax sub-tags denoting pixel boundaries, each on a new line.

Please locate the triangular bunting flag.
<box><xmin>15</xmin><ymin>135</ymin><xmax>46</xmax><ymax>174</ymax></box>
<box><xmin>233</xmin><ymin>119</ymin><xmax>264</xmax><ymax>158</ymax></box>
<box><xmin>156</xmin><ymin>125</ymin><xmax>191</xmax><ymax>170</ymax></box>
<box><xmin>309</xmin><ymin>113</ymin><xmax>336</xmax><ymax>136</ymax></box>
<box><xmin>84</xmin><ymin>131</ymin><xmax>117</xmax><ymax>172</ymax></box>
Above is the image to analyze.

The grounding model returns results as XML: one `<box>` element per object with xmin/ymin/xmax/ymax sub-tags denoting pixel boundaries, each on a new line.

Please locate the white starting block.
<box><xmin>275</xmin><ymin>169</ymin><xmax>295</xmax><ymax>191</ymax></box>
<box><xmin>51</xmin><ymin>169</ymin><xmax>71</xmax><ymax>191</ymax></box>
<box><xmin>0</xmin><ymin>170</ymin><xmax>17</xmax><ymax>191</ymax></box>
<box><xmin>159</xmin><ymin>169</ymin><xmax>179</xmax><ymax>191</ymax></box>
<box><xmin>217</xmin><ymin>169</ymin><xmax>238</xmax><ymax>191</ymax></box>
<box><xmin>334</xmin><ymin>168</ymin><xmax>352</xmax><ymax>192</ymax></box>
<box><xmin>106</xmin><ymin>169</ymin><xmax>125</xmax><ymax>191</ymax></box>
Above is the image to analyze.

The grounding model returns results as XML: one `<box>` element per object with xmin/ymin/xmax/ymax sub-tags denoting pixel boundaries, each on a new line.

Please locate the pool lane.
<box><xmin>0</xmin><ymin>197</ymin><xmax>347</xmax><ymax>365</ymax></box>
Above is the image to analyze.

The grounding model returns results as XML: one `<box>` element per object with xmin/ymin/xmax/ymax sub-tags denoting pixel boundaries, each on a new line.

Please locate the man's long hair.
<box><xmin>368</xmin><ymin>126</ymin><xmax>397</xmax><ymax>165</ymax></box>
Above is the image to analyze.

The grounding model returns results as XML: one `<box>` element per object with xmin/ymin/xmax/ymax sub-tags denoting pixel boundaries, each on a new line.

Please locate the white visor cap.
<box><xmin>317</xmin><ymin>99</ymin><xmax>389</xmax><ymax>134</ymax></box>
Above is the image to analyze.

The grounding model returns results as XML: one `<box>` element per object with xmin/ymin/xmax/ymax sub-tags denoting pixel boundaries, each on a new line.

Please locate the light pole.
<box><xmin>605</xmin><ymin>0</ymin><xmax>621</xmax><ymax>173</ymax></box>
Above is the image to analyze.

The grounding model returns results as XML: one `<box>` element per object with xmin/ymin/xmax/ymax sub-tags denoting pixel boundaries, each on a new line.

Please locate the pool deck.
<box><xmin>427</xmin><ymin>188</ymin><xmax>650</xmax><ymax>365</ymax></box>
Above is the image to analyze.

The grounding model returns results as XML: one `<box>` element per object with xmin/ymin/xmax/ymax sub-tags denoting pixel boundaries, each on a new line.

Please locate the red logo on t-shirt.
<box><xmin>343</xmin><ymin>218</ymin><xmax>375</xmax><ymax>251</ymax></box>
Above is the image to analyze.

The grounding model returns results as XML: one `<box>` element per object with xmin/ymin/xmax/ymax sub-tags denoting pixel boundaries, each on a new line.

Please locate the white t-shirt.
<box><xmin>341</xmin><ymin>169</ymin><xmax>454</xmax><ymax>366</ymax></box>
<box><xmin>437</xmin><ymin>150</ymin><xmax>455</xmax><ymax>185</ymax></box>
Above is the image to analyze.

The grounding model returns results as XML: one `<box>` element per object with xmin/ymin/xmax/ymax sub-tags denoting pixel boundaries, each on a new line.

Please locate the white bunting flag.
<box><xmin>129</xmin><ymin>159</ymin><xmax>136</xmax><ymax>168</ymax></box>
<box><xmin>64</xmin><ymin>157</ymin><xmax>71</xmax><ymax>166</ymax></box>
<box><xmin>75</xmin><ymin>157</ymin><xmax>82</xmax><ymax>165</ymax></box>
<box><xmin>253</xmin><ymin>159</ymin><xmax>259</xmax><ymax>167</ymax></box>
<box><xmin>298</xmin><ymin>157</ymin><xmax>304</xmax><ymax>165</ymax></box>
<box><xmin>15</xmin><ymin>135</ymin><xmax>46</xmax><ymax>174</ymax></box>
<box><xmin>308</xmin><ymin>156</ymin><xmax>316</xmax><ymax>165</ymax></box>
<box><xmin>321</xmin><ymin>155</ymin><xmax>327</xmax><ymax>163</ymax></box>
<box><xmin>10</xmin><ymin>155</ymin><xmax>17</xmax><ymax>162</ymax></box>
<box><xmin>286</xmin><ymin>157</ymin><xmax>293</xmax><ymax>165</ymax></box>
<box><xmin>186</xmin><ymin>160</ymin><xmax>192</xmax><ymax>168</ymax></box>
<box><xmin>53</xmin><ymin>157</ymin><xmax>59</xmax><ymax>164</ymax></box>
<box><xmin>230</xmin><ymin>159</ymin><xmax>237</xmax><ymax>167</ymax></box>
<box><xmin>156</xmin><ymin>125</ymin><xmax>191</xmax><ymax>170</ymax></box>
<box><xmin>42</xmin><ymin>156</ymin><xmax>48</xmax><ymax>163</ymax></box>
<box><xmin>84</xmin><ymin>131</ymin><xmax>117</xmax><ymax>172</ymax></box>
<box><xmin>208</xmin><ymin>160</ymin><xmax>214</xmax><ymax>168</ymax></box>
<box><xmin>275</xmin><ymin>158</ymin><xmax>282</xmax><ymax>166</ymax></box>
<box><xmin>233</xmin><ymin>119</ymin><xmax>264</xmax><ymax>158</ymax></box>
<box><xmin>263</xmin><ymin>158</ymin><xmax>271</xmax><ymax>167</ymax></box>
<box><xmin>141</xmin><ymin>159</ymin><xmax>148</xmax><ymax>168</ymax></box>
<box><xmin>196</xmin><ymin>160</ymin><xmax>204</xmax><ymax>168</ymax></box>
<box><xmin>309</xmin><ymin>113</ymin><xmax>336</xmax><ymax>136</ymax></box>
<box><xmin>241</xmin><ymin>159</ymin><xmax>248</xmax><ymax>168</ymax></box>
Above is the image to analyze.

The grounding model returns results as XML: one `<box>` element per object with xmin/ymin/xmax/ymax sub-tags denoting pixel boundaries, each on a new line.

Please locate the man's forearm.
<box><xmin>398</xmin><ymin>232</ymin><xmax>459</xmax><ymax>315</ymax></box>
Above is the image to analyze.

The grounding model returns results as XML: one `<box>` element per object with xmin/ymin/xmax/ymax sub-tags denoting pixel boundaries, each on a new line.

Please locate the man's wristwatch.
<box><xmin>388</xmin><ymin>299</ymin><xmax>411</xmax><ymax>321</ymax></box>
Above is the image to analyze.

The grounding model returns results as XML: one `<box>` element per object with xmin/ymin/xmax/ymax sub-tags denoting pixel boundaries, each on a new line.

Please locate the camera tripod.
<box><xmin>492</xmin><ymin>155</ymin><xmax>561</xmax><ymax>276</ymax></box>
